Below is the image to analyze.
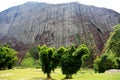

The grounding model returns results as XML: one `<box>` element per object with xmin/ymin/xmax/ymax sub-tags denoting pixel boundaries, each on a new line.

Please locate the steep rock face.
<box><xmin>0</xmin><ymin>2</ymin><xmax>120</xmax><ymax>55</ymax></box>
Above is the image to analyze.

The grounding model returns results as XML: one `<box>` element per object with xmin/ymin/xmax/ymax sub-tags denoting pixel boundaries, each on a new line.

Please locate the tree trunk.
<box><xmin>47</xmin><ymin>73</ymin><xmax>51</xmax><ymax>79</ymax></box>
<box><xmin>65</xmin><ymin>74</ymin><xmax>72</xmax><ymax>79</ymax></box>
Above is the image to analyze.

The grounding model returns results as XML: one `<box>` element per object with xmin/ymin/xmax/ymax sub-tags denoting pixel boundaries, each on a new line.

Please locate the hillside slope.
<box><xmin>0</xmin><ymin>2</ymin><xmax>120</xmax><ymax>56</ymax></box>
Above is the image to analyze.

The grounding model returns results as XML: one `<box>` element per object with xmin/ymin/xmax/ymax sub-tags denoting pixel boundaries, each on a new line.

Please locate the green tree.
<box><xmin>0</xmin><ymin>45</ymin><xmax>18</xmax><ymax>70</ymax></box>
<box><xmin>38</xmin><ymin>45</ymin><xmax>58</xmax><ymax>79</ymax></box>
<box><xmin>105</xmin><ymin>24</ymin><xmax>120</xmax><ymax>56</ymax></box>
<box><xmin>61</xmin><ymin>44</ymin><xmax>90</xmax><ymax>79</ymax></box>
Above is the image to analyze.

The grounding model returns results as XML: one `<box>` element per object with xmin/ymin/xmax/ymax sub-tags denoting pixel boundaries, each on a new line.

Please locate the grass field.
<box><xmin>0</xmin><ymin>68</ymin><xmax>120</xmax><ymax>80</ymax></box>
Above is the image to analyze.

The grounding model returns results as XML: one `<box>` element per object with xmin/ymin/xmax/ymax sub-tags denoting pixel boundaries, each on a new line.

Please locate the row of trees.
<box><xmin>94</xmin><ymin>24</ymin><xmax>120</xmax><ymax>73</ymax></box>
<box><xmin>0</xmin><ymin>45</ymin><xmax>18</xmax><ymax>70</ymax></box>
<box><xmin>38</xmin><ymin>44</ymin><xmax>90</xmax><ymax>79</ymax></box>
<box><xmin>24</xmin><ymin>24</ymin><xmax>120</xmax><ymax>77</ymax></box>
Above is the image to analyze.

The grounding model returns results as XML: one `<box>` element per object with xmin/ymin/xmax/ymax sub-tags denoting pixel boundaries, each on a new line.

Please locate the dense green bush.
<box><xmin>52</xmin><ymin>46</ymin><xmax>65</xmax><ymax>67</ymax></box>
<box><xmin>0</xmin><ymin>45</ymin><xmax>18</xmax><ymax>70</ymax></box>
<box><xmin>21</xmin><ymin>57</ymin><xmax>34</xmax><ymax>68</ymax></box>
<box><xmin>94</xmin><ymin>54</ymin><xmax>117</xmax><ymax>73</ymax></box>
<box><xmin>61</xmin><ymin>45</ymin><xmax>76</xmax><ymax>79</ymax></box>
<box><xmin>38</xmin><ymin>45</ymin><xmax>59</xmax><ymax>79</ymax></box>
<box><xmin>61</xmin><ymin>44</ymin><xmax>90</xmax><ymax>79</ymax></box>
<box><xmin>21</xmin><ymin>51</ymin><xmax>41</xmax><ymax>68</ymax></box>
<box><xmin>93</xmin><ymin>57</ymin><xmax>101</xmax><ymax>73</ymax></box>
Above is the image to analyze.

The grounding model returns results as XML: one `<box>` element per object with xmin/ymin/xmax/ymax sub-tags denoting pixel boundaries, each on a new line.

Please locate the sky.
<box><xmin>0</xmin><ymin>0</ymin><xmax>120</xmax><ymax>13</ymax></box>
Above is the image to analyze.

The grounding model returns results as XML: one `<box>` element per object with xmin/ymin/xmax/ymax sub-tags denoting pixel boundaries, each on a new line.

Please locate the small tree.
<box><xmin>0</xmin><ymin>45</ymin><xmax>18</xmax><ymax>70</ymax></box>
<box><xmin>61</xmin><ymin>44</ymin><xmax>89</xmax><ymax>79</ymax></box>
<box><xmin>38</xmin><ymin>45</ymin><xmax>58</xmax><ymax>79</ymax></box>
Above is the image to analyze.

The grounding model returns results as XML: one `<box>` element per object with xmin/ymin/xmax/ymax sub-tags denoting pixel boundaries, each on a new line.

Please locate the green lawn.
<box><xmin>0</xmin><ymin>68</ymin><xmax>120</xmax><ymax>80</ymax></box>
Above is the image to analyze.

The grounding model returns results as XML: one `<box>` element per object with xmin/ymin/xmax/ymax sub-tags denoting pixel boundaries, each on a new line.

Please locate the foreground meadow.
<box><xmin>0</xmin><ymin>68</ymin><xmax>120</xmax><ymax>80</ymax></box>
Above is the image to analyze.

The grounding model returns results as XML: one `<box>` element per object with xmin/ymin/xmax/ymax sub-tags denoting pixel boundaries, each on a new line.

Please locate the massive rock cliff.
<box><xmin>0</xmin><ymin>2</ymin><xmax>120</xmax><ymax>56</ymax></box>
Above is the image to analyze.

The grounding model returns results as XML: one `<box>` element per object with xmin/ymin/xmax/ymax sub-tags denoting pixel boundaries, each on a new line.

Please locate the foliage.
<box><xmin>105</xmin><ymin>24</ymin><xmax>120</xmax><ymax>56</ymax></box>
<box><xmin>53</xmin><ymin>46</ymin><xmax>65</xmax><ymax>67</ymax></box>
<box><xmin>37</xmin><ymin>44</ymin><xmax>89</xmax><ymax>79</ymax></box>
<box><xmin>61</xmin><ymin>44</ymin><xmax>90</xmax><ymax>79</ymax></box>
<box><xmin>33</xmin><ymin>59</ymin><xmax>41</xmax><ymax>68</ymax></box>
<box><xmin>21</xmin><ymin>57</ymin><xmax>34</xmax><ymax>68</ymax></box>
<box><xmin>29</xmin><ymin>46</ymin><xmax>39</xmax><ymax>60</ymax></box>
<box><xmin>75</xmin><ymin>33</ymin><xmax>95</xmax><ymax>68</ymax></box>
<box><xmin>21</xmin><ymin>52</ymin><xmax>33</xmax><ymax>68</ymax></box>
<box><xmin>115</xmin><ymin>58</ymin><xmax>120</xmax><ymax>69</ymax></box>
<box><xmin>0</xmin><ymin>45</ymin><xmax>18</xmax><ymax>70</ymax></box>
<box><xmin>93</xmin><ymin>57</ymin><xmax>101</xmax><ymax>73</ymax></box>
<box><xmin>61</xmin><ymin>45</ymin><xmax>76</xmax><ymax>78</ymax></box>
<box><xmin>21</xmin><ymin>52</ymin><xmax>41</xmax><ymax>68</ymax></box>
<box><xmin>38</xmin><ymin>45</ymin><xmax>58</xmax><ymax>79</ymax></box>
<box><xmin>37</xmin><ymin>44</ymin><xmax>90</xmax><ymax>79</ymax></box>
<box><xmin>94</xmin><ymin>54</ymin><xmax>117</xmax><ymax>73</ymax></box>
<box><xmin>94</xmin><ymin>24</ymin><xmax>120</xmax><ymax>73</ymax></box>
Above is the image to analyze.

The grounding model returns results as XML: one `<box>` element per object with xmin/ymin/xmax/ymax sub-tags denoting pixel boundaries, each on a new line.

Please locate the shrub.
<box><xmin>38</xmin><ymin>45</ymin><xmax>58</xmax><ymax>79</ymax></box>
<box><xmin>0</xmin><ymin>45</ymin><xmax>18</xmax><ymax>70</ymax></box>
<box><xmin>21</xmin><ymin>57</ymin><xmax>34</xmax><ymax>68</ymax></box>
<box><xmin>94</xmin><ymin>54</ymin><xmax>117</xmax><ymax>73</ymax></box>
<box><xmin>61</xmin><ymin>44</ymin><xmax>90</xmax><ymax>79</ymax></box>
<box><xmin>93</xmin><ymin>57</ymin><xmax>101</xmax><ymax>73</ymax></box>
<box><xmin>21</xmin><ymin>51</ymin><xmax>41</xmax><ymax>68</ymax></box>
